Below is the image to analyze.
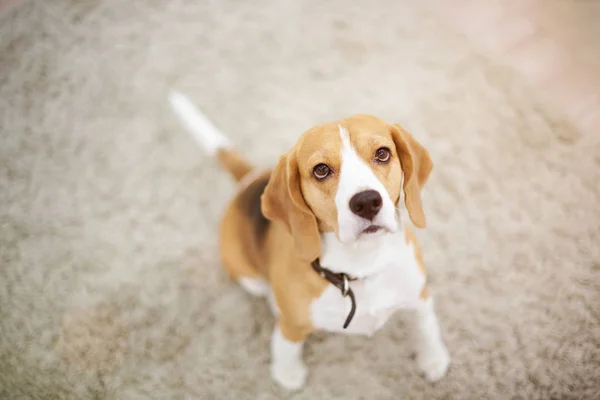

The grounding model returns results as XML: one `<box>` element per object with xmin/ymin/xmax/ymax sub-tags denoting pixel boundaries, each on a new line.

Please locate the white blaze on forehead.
<box><xmin>335</xmin><ymin>125</ymin><xmax>396</xmax><ymax>243</ymax></box>
<box><xmin>338</xmin><ymin>125</ymin><xmax>351</xmax><ymax>150</ymax></box>
<box><xmin>337</xmin><ymin>125</ymin><xmax>377</xmax><ymax>193</ymax></box>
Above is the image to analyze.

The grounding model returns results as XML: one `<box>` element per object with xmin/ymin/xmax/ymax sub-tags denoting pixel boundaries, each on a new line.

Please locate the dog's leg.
<box><xmin>270</xmin><ymin>320</ymin><xmax>308</xmax><ymax>391</ymax></box>
<box><xmin>413</xmin><ymin>295</ymin><xmax>451</xmax><ymax>381</ymax></box>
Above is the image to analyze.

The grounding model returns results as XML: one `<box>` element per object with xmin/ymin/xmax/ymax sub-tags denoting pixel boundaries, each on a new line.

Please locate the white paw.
<box><xmin>417</xmin><ymin>343</ymin><xmax>451</xmax><ymax>382</ymax></box>
<box><xmin>270</xmin><ymin>360</ymin><xmax>308</xmax><ymax>391</ymax></box>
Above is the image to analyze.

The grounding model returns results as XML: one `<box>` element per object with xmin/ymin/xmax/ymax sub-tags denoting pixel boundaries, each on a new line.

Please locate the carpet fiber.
<box><xmin>1</xmin><ymin>1</ymin><xmax>599</xmax><ymax>399</ymax></box>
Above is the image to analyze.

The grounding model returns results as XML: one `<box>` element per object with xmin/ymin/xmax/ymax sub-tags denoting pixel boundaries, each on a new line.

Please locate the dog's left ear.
<box><xmin>261</xmin><ymin>149</ymin><xmax>321</xmax><ymax>262</ymax></box>
<box><xmin>390</xmin><ymin>123</ymin><xmax>433</xmax><ymax>228</ymax></box>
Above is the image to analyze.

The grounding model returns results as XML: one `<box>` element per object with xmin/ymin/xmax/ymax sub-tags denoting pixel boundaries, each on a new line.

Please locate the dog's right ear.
<box><xmin>261</xmin><ymin>150</ymin><xmax>321</xmax><ymax>262</ymax></box>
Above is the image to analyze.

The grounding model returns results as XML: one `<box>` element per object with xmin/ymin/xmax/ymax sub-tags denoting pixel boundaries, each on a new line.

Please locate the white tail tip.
<box><xmin>168</xmin><ymin>90</ymin><xmax>231</xmax><ymax>155</ymax></box>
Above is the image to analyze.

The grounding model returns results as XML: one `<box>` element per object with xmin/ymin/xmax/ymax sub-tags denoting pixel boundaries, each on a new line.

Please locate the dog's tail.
<box><xmin>168</xmin><ymin>91</ymin><xmax>253</xmax><ymax>182</ymax></box>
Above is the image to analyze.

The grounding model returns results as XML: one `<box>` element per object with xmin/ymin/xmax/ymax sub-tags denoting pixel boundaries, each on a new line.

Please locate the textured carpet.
<box><xmin>1</xmin><ymin>1</ymin><xmax>599</xmax><ymax>399</ymax></box>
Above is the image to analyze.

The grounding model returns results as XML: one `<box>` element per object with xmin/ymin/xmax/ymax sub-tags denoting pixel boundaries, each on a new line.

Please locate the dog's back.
<box><xmin>169</xmin><ymin>91</ymin><xmax>272</xmax><ymax>296</ymax></box>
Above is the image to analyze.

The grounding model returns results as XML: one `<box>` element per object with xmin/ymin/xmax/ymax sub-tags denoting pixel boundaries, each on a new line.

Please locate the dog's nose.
<box><xmin>349</xmin><ymin>190</ymin><xmax>382</xmax><ymax>221</ymax></box>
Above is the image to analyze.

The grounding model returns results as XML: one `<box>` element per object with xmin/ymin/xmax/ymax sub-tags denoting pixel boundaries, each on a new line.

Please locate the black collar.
<box><xmin>311</xmin><ymin>258</ymin><xmax>357</xmax><ymax>329</ymax></box>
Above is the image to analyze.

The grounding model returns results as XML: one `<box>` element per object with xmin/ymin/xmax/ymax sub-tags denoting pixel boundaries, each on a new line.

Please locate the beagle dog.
<box><xmin>169</xmin><ymin>92</ymin><xmax>450</xmax><ymax>391</ymax></box>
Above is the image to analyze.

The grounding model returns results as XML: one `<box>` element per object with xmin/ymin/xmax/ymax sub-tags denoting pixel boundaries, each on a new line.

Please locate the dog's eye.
<box><xmin>374</xmin><ymin>147</ymin><xmax>391</xmax><ymax>163</ymax></box>
<box><xmin>313</xmin><ymin>163</ymin><xmax>331</xmax><ymax>180</ymax></box>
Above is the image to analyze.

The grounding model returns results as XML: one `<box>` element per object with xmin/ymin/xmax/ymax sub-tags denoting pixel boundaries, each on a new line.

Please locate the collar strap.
<box><xmin>311</xmin><ymin>258</ymin><xmax>357</xmax><ymax>329</ymax></box>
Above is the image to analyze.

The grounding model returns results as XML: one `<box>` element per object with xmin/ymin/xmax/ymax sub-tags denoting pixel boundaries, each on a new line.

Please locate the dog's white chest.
<box><xmin>310</xmin><ymin>232</ymin><xmax>425</xmax><ymax>336</ymax></box>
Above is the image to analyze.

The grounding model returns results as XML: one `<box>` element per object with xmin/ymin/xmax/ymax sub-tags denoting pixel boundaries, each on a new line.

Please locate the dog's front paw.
<box><xmin>417</xmin><ymin>342</ymin><xmax>450</xmax><ymax>382</ymax></box>
<box><xmin>270</xmin><ymin>360</ymin><xmax>308</xmax><ymax>391</ymax></box>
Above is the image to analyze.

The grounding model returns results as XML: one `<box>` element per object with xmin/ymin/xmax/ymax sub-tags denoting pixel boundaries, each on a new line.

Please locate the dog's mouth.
<box><xmin>362</xmin><ymin>225</ymin><xmax>382</xmax><ymax>234</ymax></box>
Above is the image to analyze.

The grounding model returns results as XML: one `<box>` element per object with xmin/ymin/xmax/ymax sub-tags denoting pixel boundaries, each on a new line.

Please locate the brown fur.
<box><xmin>391</xmin><ymin>123</ymin><xmax>433</xmax><ymax>228</ymax></box>
<box><xmin>216</xmin><ymin>148</ymin><xmax>253</xmax><ymax>182</ymax></box>
<box><xmin>260</xmin><ymin>149</ymin><xmax>322</xmax><ymax>262</ymax></box>
<box><xmin>219</xmin><ymin>170</ymin><xmax>273</xmax><ymax>279</ymax></box>
<box><xmin>404</xmin><ymin>224</ymin><xmax>430</xmax><ymax>300</ymax></box>
<box><xmin>238</xmin><ymin>176</ymin><xmax>271</xmax><ymax>244</ymax></box>
<box><xmin>265</xmin><ymin>222</ymin><xmax>328</xmax><ymax>342</ymax></box>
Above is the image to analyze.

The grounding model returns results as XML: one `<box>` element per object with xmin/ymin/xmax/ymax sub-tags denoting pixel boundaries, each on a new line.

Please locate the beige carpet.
<box><xmin>1</xmin><ymin>1</ymin><xmax>599</xmax><ymax>398</ymax></box>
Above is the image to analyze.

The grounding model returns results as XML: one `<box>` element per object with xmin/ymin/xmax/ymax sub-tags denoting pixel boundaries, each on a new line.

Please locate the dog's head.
<box><xmin>261</xmin><ymin>114</ymin><xmax>432</xmax><ymax>261</ymax></box>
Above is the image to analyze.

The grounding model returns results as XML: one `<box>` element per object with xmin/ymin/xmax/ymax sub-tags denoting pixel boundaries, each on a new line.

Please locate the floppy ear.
<box><xmin>261</xmin><ymin>150</ymin><xmax>321</xmax><ymax>262</ymax></box>
<box><xmin>390</xmin><ymin>124</ymin><xmax>433</xmax><ymax>229</ymax></box>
